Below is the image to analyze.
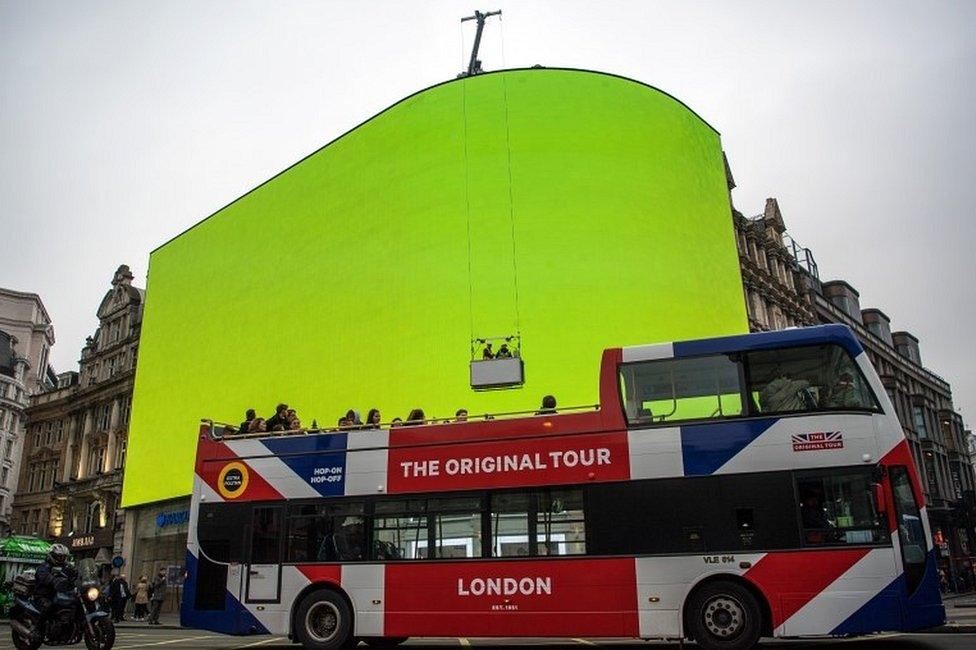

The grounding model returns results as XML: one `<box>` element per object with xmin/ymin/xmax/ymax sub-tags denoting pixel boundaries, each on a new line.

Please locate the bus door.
<box><xmin>246</xmin><ymin>505</ymin><xmax>283</xmax><ymax>603</ymax></box>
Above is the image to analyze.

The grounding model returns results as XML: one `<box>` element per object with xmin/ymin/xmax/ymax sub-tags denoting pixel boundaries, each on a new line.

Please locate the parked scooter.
<box><xmin>8</xmin><ymin>557</ymin><xmax>115</xmax><ymax>650</ymax></box>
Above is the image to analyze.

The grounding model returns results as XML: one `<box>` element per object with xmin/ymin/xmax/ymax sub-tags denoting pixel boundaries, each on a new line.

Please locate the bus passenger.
<box><xmin>405</xmin><ymin>409</ymin><xmax>425</xmax><ymax>425</ymax></box>
<box><xmin>365</xmin><ymin>409</ymin><xmax>381</xmax><ymax>428</ymax></box>
<box><xmin>482</xmin><ymin>342</ymin><xmax>494</xmax><ymax>359</ymax></box>
<box><xmin>248</xmin><ymin>418</ymin><xmax>267</xmax><ymax>433</ymax></box>
<box><xmin>455</xmin><ymin>408</ymin><xmax>468</xmax><ymax>422</ymax></box>
<box><xmin>266</xmin><ymin>403</ymin><xmax>289</xmax><ymax>431</ymax></box>
<box><xmin>759</xmin><ymin>377</ymin><xmax>817</xmax><ymax>413</ymax></box>
<box><xmin>239</xmin><ymin>409</ymin><xmax>256</xmax><ymax>433</ymax></box>
<box><xmin>496</xmin><ymin>343</ymin><xmax>512</xmax><ymax>358</ymax></box>
<box><xmin>345</xmin><ymin>410</ymin><xmax>362</xmax><ymax>427</ymax></box>
<box><xmin>825</xmin><ymin>372</ymin><xmax>860</xmax><ymax>408</ymax></box>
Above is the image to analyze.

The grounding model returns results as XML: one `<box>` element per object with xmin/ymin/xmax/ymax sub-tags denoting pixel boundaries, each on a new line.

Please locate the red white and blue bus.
<box><xmin>181</xmin><ymin>324</ymin><xmax>944</xmax><ymax>649</ymax></box>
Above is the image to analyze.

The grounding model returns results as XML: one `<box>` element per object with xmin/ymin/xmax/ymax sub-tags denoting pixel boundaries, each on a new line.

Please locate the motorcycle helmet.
<box><xmin>47</xmin><ymin>543</ymin><xmax>69</xmax><ymax>566</ymax></box>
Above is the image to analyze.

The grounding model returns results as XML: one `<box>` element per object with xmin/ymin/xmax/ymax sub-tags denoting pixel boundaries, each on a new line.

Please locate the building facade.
<box><xmin>11</xmin><ymin>266</ymin><xmax>143</xmax><ymax>573</ymax></box>
<box><xmin>733</xmin><ymin>197</ymin><xmax>976</xmax><ymax>588</ymax></box>
<box><xmin>0</xmin><ymin>288</ymin><xmax>56</xmax><ymax>534</ymax></box>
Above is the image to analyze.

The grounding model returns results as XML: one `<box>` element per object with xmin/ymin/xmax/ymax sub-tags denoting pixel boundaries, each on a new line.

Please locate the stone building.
<box><xmin>0</xmin><ymin>287</ymin><xmax>56</xmax><ymax>534</ymax></box>
<box><xmin>11</xmin><ymin>266</ymin><xmax>143</xmax><ymax>571</ymax></box>
<box><xmin>733</xmin><ymin>197</ymin><xmax>976</xmax><ymax>586</ymax></box>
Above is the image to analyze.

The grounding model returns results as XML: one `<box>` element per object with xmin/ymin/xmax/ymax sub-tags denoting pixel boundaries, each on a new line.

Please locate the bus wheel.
<box><xmin>686</xmin><ymin>581</ymin><xmax>762</xmax><ymax>650</ymax></box>
<box><xmin>295</xmin><ymin>590</ymin><xmax>353</xmax><ymax>650</ymax></box>
<box><xmin>361</xmin><ymin>638</ymin><xmax>408</xmax><ymax>648</ymax></box>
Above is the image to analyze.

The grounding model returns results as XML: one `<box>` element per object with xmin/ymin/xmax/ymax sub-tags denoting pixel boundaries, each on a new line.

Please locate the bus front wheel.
<box><xmin>686</xmin><ymin>580</ymin><xmax>762</xmax><ymax>650</ymax></box>
<box><xmin>295</xmin><ymin>589</ymin><xmax>354</xmax><ymax>650</ymax></box>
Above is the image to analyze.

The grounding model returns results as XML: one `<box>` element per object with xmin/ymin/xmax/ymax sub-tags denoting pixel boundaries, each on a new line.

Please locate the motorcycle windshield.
<box><xmin>76</xmin><ymin>558</ymin><xmax>98</xmax><ymax>584</ymax></box>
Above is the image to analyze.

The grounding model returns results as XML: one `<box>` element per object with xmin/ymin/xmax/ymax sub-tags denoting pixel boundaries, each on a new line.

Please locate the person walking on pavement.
<box><xmin>108</xmin><ymin>573</ymin><xmax>131</xmax><ymax>622</ymax></box>
<box><xmin>133</xmin><ymin>575</ymin><xmax>150</xmax><ymax>620</ymax></box>
<box><xmin>147</xmin><ymin>569</ymin><xmax>167</xmax><ymax>625</ymax></box>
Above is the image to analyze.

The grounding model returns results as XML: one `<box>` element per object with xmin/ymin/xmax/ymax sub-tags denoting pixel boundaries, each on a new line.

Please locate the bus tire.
<box><xmin>295</xmin><ymin>589</ymin><xmax>354</xmax><ymax>650</ymax></box>
<box><xmin>686</xmin><ymin>580</ymin><xmax>762</xmax><ymax>650</ymax></box>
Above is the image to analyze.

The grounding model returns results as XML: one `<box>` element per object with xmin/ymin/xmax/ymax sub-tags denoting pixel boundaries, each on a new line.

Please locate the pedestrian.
<box><xmin>133</xmin><ymin>575</ymin><xmax>150</xmax><ymax>620</ymax></box>
<box><xmin>147</xmin><ymin>569</ymin><xmax>167</xmax><ymax>625</ymax></box>
<box><xmin>108</xmin><ymin>573</ymin><xmax>130</xmax><ymax>622</ymax></box>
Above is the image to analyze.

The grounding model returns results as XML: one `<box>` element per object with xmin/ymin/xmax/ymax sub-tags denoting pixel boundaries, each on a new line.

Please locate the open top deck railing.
<box><xmin>202</xmin><ymin>403</ymin><xmax>601</xmax><ymax>441</ymax></box>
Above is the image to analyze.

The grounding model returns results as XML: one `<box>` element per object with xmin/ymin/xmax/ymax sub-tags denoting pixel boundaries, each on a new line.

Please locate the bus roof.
<box><xmin>622</xmin><ymin>324</ymin><xmax>862</xmax><ymax>363</ymax></box>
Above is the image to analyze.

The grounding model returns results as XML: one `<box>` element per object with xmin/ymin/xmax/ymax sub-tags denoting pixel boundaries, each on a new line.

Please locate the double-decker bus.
<box><xmin>181</xmin><ymin>324</ymin><xmax>944</xmax><ymax>650</ymax></box>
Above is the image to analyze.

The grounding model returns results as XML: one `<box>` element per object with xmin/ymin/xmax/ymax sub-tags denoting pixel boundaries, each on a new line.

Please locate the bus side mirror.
<box><xmin>872</xmin><ymin>483</ymin><xmax>887</xmax><ymax>515</ymax></box>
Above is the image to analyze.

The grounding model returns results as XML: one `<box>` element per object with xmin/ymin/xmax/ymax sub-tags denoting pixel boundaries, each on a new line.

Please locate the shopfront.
<box><xmin>58</xmin><ymin>528</ymin><xmax>115</xmax><ymax>583</ymax></box>
<box><xmin>124</xmin><ymin>497</ymin><xmax>191</xmax><ymax>613</ymax></box>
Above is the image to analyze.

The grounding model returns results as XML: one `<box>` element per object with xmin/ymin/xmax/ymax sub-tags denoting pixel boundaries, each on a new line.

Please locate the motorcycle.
<box><xmin>8</xmin><ymin>558</ymin><xmax>115</xmax><ymax>650</ymax></box>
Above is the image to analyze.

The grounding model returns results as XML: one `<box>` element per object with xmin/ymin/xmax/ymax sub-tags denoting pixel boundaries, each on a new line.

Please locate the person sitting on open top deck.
<box><xmin>365</xmin><ymin>409</ymin><xmax>381</xmax><ymax>428</ymax></box>
<box><xmin>496</xmin><ymin>343</ymin><xmax>512</xmax><ymax>358</ymax></box>
<box><xmin>482</xmin><ymin>342</ymin><xmax>494</xmax><ymax>359</ymax></box>
<box><xmin>455</xmin><ymin>408</ymin><xmax>468</xmax><ymax>422</ymax></box>
<box><xmin>239</xmin><ymin>409</ymin><xmax>256</xmax><ymax>433</ymax></box>
<box><xmin>266</xmin><ymin>403</ymin><xmax>289</xmax><ymax>431</ymax></box>
<box><xmin>405</xmin><ymin>408</ymin><xmax>425</xmax><ymax>426</ymax></box>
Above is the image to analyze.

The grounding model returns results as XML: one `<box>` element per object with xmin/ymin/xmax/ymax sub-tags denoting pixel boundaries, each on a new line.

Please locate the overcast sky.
<box><xmin>2</xmin><ymin>1</ymin><xmax>974</xmax><ymax>423</ymax></box>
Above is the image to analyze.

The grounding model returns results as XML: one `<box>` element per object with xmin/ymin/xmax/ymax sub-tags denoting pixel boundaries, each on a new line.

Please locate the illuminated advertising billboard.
<box><xmin>123</xmin><ymin>68</ymin><xmax>747</xmax><ymax>506</ymax></box>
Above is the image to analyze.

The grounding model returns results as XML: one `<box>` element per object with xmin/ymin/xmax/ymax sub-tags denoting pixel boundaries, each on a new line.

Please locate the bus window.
<box><xmin>250</xmin><ymin>507</ymin><xmax>282</xmax><ymax>564</ymax></box>
<box><xmin>746</xmin><ymin>344</ymin><xmax>880</xmax><ymax>416</ymax></box>
<box><xmin>537</xmin><ymin>490</ymin><xmax>585</xmax><ymax>555</ymax></box>
<box><xmin>429</xmin><ymin>497</ymin><xmax>483</xmax><ymax>559</ymax></box>
<box><xmin>287</xmin><ymin>502</ymin><xmax>365</xmax><ymax>562</ymax></box>
<box><xmin>198</xmin><ymin>502</ymin><xmax>248</xmax><ymax>563</ymax></box>
<box><xmin>619</xmin><ymin>354</ymin><xmax>744</xmax><ymax>425</ymax></box>
<box><xmin>372</xmin><ymin>500</ymin><xmax>427</xmax><ymax>560</ymax></box>
<box><xmin>491</xmin><ymin>493</ymin><xmax>532</xmax><ymax>557</ymax></box>
<box><xmin>890</xmin><ymin>466</ymin><xmax>927</xmax><ymax>593</ymax></box>
<box><xmin>795</xmin><ymin>470</ymin><xmax>888</xmax><ymax>546</ymax></box>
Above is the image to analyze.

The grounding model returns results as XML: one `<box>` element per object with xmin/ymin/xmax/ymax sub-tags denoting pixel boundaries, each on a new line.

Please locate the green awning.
<box><xmin>0</xmin><ymin>536</ymin><xmax>52</xmax><ymax>561</ymax></box>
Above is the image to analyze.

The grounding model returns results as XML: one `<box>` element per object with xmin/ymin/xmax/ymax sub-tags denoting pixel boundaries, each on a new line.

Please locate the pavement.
<box><xmin>5</xmin><ymin>628</ymin><xmax>973</xmax><ymax>649</ymax></box>
<box><xmin>3</xmin><ymin>598</ymin><xmax>976</xmax><ymax>648</ymax></box>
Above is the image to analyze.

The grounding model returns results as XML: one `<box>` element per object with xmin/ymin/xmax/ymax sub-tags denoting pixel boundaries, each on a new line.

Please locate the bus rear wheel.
<box><xmin>295</xmin><ymin>590</ymin><xmax>353</xmax><ymax>650</ymax></box>
<box><xmin>686</xmin><ymin>580</ymin><xmax>762</xmax><ymax>650</ymax></box>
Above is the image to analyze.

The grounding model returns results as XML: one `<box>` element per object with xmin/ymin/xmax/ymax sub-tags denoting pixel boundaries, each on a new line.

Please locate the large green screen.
<box><xmin>123</xmin><ymin>68</ymin><xmax>747</xmax><ymax>507</ymax></box>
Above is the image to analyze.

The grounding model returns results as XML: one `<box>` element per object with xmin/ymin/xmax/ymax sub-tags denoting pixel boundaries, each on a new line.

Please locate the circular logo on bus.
<box><xmin>217</xmin><ymin>462</ymin><xmax>249</xmax><ymax>499</ymax></box>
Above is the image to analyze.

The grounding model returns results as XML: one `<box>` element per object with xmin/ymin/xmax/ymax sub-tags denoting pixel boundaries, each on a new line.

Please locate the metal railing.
<box><xmin>202</xmin><ymin>403</ymin><xmax>601</xmax><ymax>441</ymax></box>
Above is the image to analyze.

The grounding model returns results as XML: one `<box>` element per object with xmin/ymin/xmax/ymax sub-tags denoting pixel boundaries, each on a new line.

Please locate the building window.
<box><xmin>86</xmin><ymin>501</ymin><xmax>101</xmax><ymax>533</ymax></box>
<box><xmin>924</xmin><ymin>454</ymin><xmax>939</xmax><ymax>496</ymax></box>
<box><xmin>56</xmin><ymin>419</ymin><xmax>64</xmax><ymax>442</ymax></box>
<box><xmin>98</xmin><ymin>403</ymin><xmax>111</xmax><ymax>431</ymax></box>
<box><xmin>115</xmin><ymin>437</ymin><xmax>127</xmax><ymax>469</ymax></box>
<box><xmin>121</xmin><ymin>397</ymin><xmax>132</xmax><ymax>425</ymax></box>
<box><xmin>1</xmin><ymin>466</ymin><xmax>8</xmax><ymax>486</ymax></box>
<box><xmin>88</xmin><ymin>446</ymin><xmax>105</xmax><ymax>475</ymax></box>
<box><xmin>108</xmin><ymin>355</ymin><xmax>118</xmax><ymax>377</ymax></box>
<box><xmin>913</xmin><ymin>406</ymin><xmax>928</xmax><ymax>439</ymax></box>
<box><xmin>3</xmin><ymin>439</ymin><xmax>12</xmax><ymax>459</ymax></box>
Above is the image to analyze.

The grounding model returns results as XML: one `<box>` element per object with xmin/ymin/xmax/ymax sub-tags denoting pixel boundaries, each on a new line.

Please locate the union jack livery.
<box><xmin>182</xmin><ymin>325</ymin><xmax>945</xmax><ymax>650</ymax></box>
<box><xmin>792</xmin><ymin>431</ymin><xmax>844</xmax><ymax>452</ymax></box>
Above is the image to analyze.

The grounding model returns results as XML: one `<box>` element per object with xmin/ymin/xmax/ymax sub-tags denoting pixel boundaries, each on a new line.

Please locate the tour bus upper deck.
<box><xmin>198</xmin><ymin>324</ymin><xmax>901</xmax><ymax>478</ymax></box>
